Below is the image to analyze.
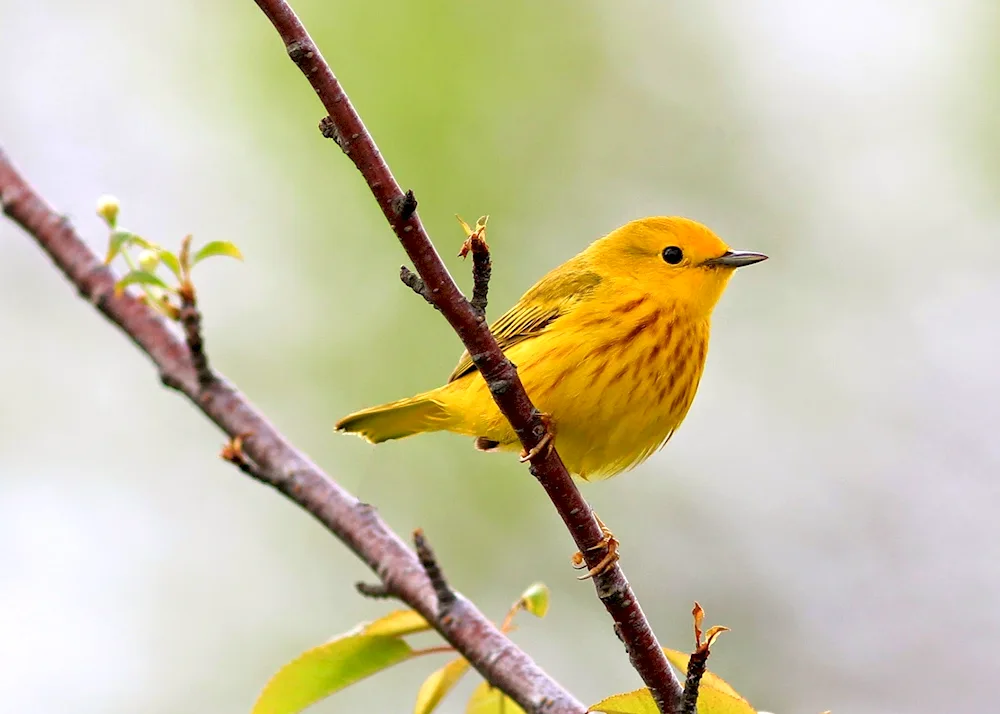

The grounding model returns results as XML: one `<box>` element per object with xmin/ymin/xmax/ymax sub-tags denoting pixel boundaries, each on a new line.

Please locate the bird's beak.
<box><xmin>703</xmin><ymin>250</ymin><xmax>769</xmax><ymax>268</ymax></box>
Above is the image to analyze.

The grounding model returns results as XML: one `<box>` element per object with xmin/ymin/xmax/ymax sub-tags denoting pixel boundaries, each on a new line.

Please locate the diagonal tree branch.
<box><xmin>249</xmin><ymin>1</ymin><xmax>683</xmax><ymax>710</ymax></box>
<box><xmin>0</xmin><ymin>148</ymin><xmax>585</xmax><ymax>714</ymax></box>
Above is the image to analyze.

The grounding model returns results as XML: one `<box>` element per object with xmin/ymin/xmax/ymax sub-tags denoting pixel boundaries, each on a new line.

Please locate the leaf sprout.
<box><xmin>97</xmin><ymin>195</ymin><xmax>243</xmax><ymax>319</ymax></box>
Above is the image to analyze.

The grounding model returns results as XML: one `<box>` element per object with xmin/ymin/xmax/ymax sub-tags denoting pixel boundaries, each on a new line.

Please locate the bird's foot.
<box><xmin>571</xmin><ymin>513</ymin><xmax>620</xmax><ymax>580</ymax></box>
<box><xmin>519</xmin><ymin>413</ymin><xmax>554</xmax><ymax>462</ymax></box>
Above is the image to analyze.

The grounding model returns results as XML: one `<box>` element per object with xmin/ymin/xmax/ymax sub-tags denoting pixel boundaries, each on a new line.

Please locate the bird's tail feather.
<box><xmin>335</xmin><ymin>392</ymin><xmax>453</xmax><ymax>443</ymax></box>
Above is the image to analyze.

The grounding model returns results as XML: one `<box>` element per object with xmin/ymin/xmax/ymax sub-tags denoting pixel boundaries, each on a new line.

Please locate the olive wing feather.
<box><xmin>448</xmin><ymin>267</ymin><xmax>601</xmax><ymax>381</ymax></box>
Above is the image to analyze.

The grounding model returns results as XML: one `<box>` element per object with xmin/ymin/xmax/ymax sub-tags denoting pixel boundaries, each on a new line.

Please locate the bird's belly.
<box><xmin>529</xmin><ymin>369</ymin><xmax>681</xmax><ymax>480</ymax></box>
<box><xmin>442</xmin><ymin>310</ymin><xmax>707</xmax><ymax>480</ymax></box>
<box><xmin>518</xmin><ymin>325</ymin><xmax>705</xmax><ymax>480</ymax></box>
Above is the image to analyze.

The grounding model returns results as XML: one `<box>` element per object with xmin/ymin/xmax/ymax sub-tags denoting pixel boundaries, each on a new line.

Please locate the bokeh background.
<box><xmin>2</xmin><ymin>1</ymin><xmax>998</xmax><ymax>712</ymax></box>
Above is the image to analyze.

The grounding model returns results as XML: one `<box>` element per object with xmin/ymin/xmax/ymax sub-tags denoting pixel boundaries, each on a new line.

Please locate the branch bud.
<box><xmin>138</xmin><ymin>249</ymin><xmax>160</xmax><ymax>273</ymax></box>
<box><xmin>96</xmin><ymin>195</ymin><xmax>120</xmax><ymax>228</ymax></box>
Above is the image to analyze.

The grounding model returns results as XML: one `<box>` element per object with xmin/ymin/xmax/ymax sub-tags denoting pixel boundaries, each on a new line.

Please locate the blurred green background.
<box><xmin>2</xmin><ymin>1</ymin><xmax>998</xmax><ymax>712</ymax></box>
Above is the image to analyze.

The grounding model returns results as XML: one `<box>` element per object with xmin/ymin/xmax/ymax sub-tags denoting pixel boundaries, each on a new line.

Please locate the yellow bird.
<box><xmin>336</xmin><ymin>216</ymin><xmax>766</xmax><ymax>481</ymax></box>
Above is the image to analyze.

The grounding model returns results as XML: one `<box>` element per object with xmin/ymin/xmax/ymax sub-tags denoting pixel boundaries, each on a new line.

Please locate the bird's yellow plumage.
<box><xmin>336</xmin><ymin>216</ymin><xmax>766</xmax><ymax>480</ymax></box>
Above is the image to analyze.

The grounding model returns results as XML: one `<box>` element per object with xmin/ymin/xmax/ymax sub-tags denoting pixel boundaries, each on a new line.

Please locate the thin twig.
<box><xmin>457</xmin><ymin>216</ymin><xmax>491</xmax><ymax>318</ymax></box>
<box><xmin>177</xmin><ymin>284</ymin><xmax>215</xmax><ymax>389</ymax></box>
<box><xmin>469</xmin><ymin>246</ymin><xmax>491</xmax><ymax>317</ymax></box>
<box><xmin>0</xmin><ymin>147</ymin><xmax>586</xmax><ymax>714</ymax></box>
<box><xmin>679</xmin><ymin>602</ymin><xmax>728</xmax><ymax>714</ymax></box>
<box><xmin>249</xmin><ymin>0</ymin><xmax>684</xmax><ymax>710</ymax></box>
<box><xmin>400</xmin><ymin>265</ymin><xmax>436</xmax><ymax>308</ymax></box>
<box><xmin>413</xmin><ymin>528</ymin><xmax>457</xmax><ymax>617</ymax></box>
<box><xmin>679</xmin><ymin>649</ymin><xmax>709</xmax><ymax>714</ymax></box>
<box><xmin>176</xmin><ymin>236</ymin><xmax>216</xmax><ymax>388</ymax></box>
<box><xmin>355</xmin><ymin>581</ymin><xmax>395</xmax><ymax>599</ymax></box>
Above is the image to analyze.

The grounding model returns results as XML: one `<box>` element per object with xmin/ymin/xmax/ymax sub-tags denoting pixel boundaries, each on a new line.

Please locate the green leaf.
<box><xmin>157</xmin><ymin>250</ymin><xmax>183</xmax><ymax>280</ymax></box>
<box><xmin>129</xmin><ymin>235</ymin><xmax>156</xmax><ymax>250</ymax></box>
<box><xmin>518</xmin><ymin>583</ymin><xmax>550</xmax><ymax>618</ymax></box>
<box><xmin>104</xmin><ymin>231</ymin><xmax>136</xmax><ymax>264</ymax></box>
<box><xmin>588</xmin><ymin>689</ymin><xmax>659</xmax><ymax>714</ymax></box>
<box><xmin>114</xmin><ymin>270</ymin><xmax>170</xmax><ymax>295</ymax></box>
<box><xmin>104</xmin><ymin>231</ymin><xmax>158</xmax><ymax>264</ymax></box>
<box><xmin>251</xmin><ymin>611</ymin><xmax>431</xmax><ymax>714</ymax></box>
<box><xmin>360</xmin><ymin>609</ymin><xmax>432</xmax><ymax>638</ymax></box>
<box><xmin>589</xmin><ymin>651</ymin><xmax>757</xmax><ymax>714</ymax></box>
<box><xmin>414</xmin><ymin>656</ymin><xmax>470</xmax><ymax>714</ymax></box>
<box><xmin>252</xmin><ymin>635</ymin><xmax>413</xmax><ymax>714</ymax></box>
<box><xmin>465</xmin><ymin>681</ymin><xmax>526</xmax><ymax>714</ymax></box>
<box><xmin>192</xmin><ymin>240</ymin><xmax>243</xmax><ymax>266</ymax></box>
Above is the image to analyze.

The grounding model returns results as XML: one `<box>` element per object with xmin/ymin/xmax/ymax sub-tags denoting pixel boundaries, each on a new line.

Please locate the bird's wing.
<box><xmin>448</xmin><ymin>267</ymin><xmax>602</xmax><ymax>382</ymax></box>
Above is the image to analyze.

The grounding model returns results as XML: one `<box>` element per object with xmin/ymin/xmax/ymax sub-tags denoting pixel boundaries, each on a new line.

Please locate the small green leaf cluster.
<box><xmin>249</xmin><ymin>579</ymin><xmax>784</xmax><ymax>714</ymax></box>
<box><xmin>97</xmin><ymin>194</ymin><xmax>242</xmax><ymax>318</ymax></box>
<box><xmin>252</xmin><ymin>582</ymin><xmax>552</xmax><ymax>714</ymax></box>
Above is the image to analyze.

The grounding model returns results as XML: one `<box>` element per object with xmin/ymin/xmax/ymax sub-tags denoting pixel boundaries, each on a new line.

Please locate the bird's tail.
<box><xmin>335</xmin><ymin>391</ymin><xmax>453</xmax><ymax>443</ymax></box>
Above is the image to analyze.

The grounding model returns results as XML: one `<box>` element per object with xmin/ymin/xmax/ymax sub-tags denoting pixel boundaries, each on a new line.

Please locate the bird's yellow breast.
<box><xmin>438</xmin><ymin>286</ymin><xmax>710</xmax><ymax>480</ymax></box>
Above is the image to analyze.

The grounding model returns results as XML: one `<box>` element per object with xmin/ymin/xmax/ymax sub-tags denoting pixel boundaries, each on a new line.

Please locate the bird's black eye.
<box><xmin>662</xmin><ymin>246</ymin><xmax>683</xmax><ymax>265</ymax></box>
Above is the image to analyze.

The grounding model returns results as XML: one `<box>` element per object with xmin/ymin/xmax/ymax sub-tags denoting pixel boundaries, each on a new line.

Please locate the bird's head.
<box><xmin>588</xmin><ymin>216</ymin><xmax>767</xmax><ymax>318</ymax></box>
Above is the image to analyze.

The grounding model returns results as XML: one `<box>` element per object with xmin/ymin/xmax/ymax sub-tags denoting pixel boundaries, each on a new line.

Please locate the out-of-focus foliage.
<box><xmin>99</xmin><ymin>195</ymin><xmax>243</xmax><ymax>319</ymax></box>
<box><xmin>589</xmin><ymin>649</ymin><xmax>757</xmax><ymax>714</ymax></box>
<box><xmin>252</xmin><ymin>609</ymin><xmax>427</xmax><ymax>714</ymax></box>
<box><xmin>589</xmin><ymin>671</ymin><xmax>756</xmax><ymax>714</ymax></box>
<box><xmin>517</xmin><ymin>582</ymin><xmax>551</xmax><ymax>619</ymax></box>
<box><xmin>415</xmin><ymin>657</ymin><xmax>472</xmax><ymax>714</ymax></box>
<box><xmin>252</xmin><ymin>631</ymin><xmax>413</xmax><ymax>714</ymax></box>
<box><xmin>252</xmin><ymin>583</ymin><xmax>551</xmax><ymax>714</ymax></box>
<box><xmin>465</xmin><ymin>681</ymin><xmax>526</xmax><ymax>714</ymax></box>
